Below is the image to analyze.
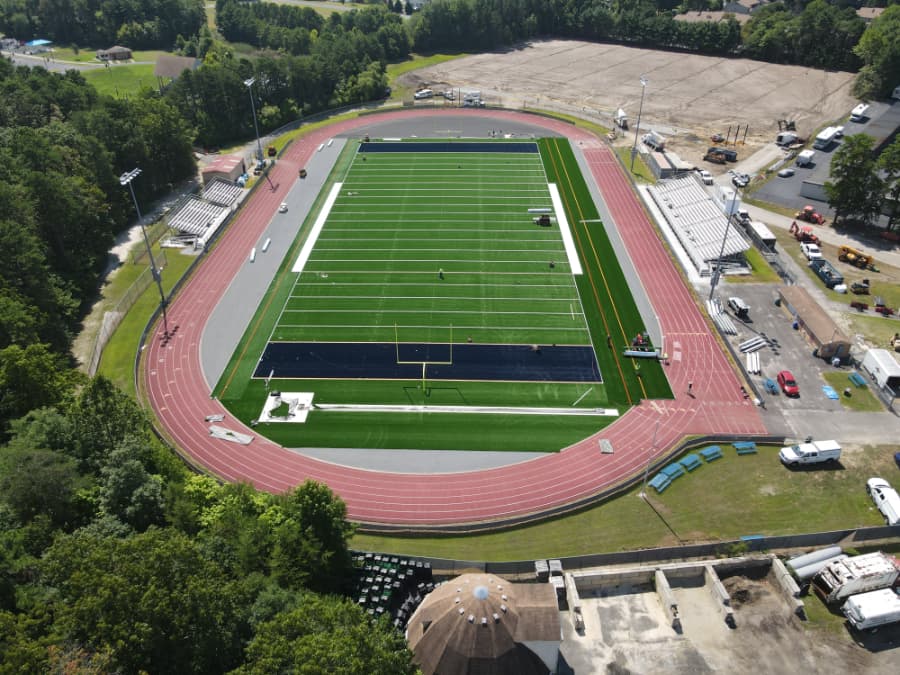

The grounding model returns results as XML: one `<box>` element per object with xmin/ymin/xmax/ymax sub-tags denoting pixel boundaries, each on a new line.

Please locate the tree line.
<box><xmin>0</xmin><ymin>377</ymin><xmax>417</xmax><ymax>673</ymax></box>
<box><xmin>0</xmin><ymin>0</ymin><xmax>204</xmax><ymax>50</ymax></box>
<box><xmin>826</xmin><ymin>133</ymin><xmax>900</xmax><ymax>229</ymax></box>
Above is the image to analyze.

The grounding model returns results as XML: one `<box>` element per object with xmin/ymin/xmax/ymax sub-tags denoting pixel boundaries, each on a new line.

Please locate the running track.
<box><xmin>143</xmin><ymin>110</ymin><xmax>766</xmax><ymax>528</ymax></box>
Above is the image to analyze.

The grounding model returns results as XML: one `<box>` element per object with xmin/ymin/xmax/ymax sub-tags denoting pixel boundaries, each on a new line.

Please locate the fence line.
<box><xmin>129</xmin><ymin>221</ymin><xmax>172</xmax><ymax>265</ymax></box>
<box><xmin>86</xmin><ymin>249</ymin><xmax>168</xmax><ymax>376</ymax></box>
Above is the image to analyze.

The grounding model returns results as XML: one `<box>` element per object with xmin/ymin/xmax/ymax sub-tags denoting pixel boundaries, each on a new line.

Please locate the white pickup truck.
<box><xmin>800</xmin><ymin>242</ymin><xmax>822</xmax><ymax>261</ymax></box>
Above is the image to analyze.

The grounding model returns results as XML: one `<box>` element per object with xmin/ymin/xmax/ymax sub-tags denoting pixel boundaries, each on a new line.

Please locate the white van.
<box><xmin>866</xmin><ymin>477</ymin><xmax>900</xmax><ymax>525</ymax></box>
<box><xmin>850</xmin><ymin>103</ymin><xmax>870</xmax><ymax>122</ymax></box>
<box><xmin>413</xmin><ymin>89</ymin><xmax>434</xmax><ymax>100</ymax></box>
<box><xmin>843</xmin><ymin>589</ymin><xmax>900</xmax><ymax>631</ymax></box>
<box><xmin>779</xmin><ymin>439</ymin><xmax>841</xmax><ymax>466</ymax></box>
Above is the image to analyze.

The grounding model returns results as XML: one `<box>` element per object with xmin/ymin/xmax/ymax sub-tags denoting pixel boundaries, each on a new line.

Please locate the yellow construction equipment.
<box><xmin>838</xmin><ymin>245</ymin><xmax>874</xmax><ymax>269</ymax></box>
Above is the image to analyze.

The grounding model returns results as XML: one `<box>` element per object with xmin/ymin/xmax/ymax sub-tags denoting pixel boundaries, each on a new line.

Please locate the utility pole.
<box><xmin>630</xmin><ymin>76</ymin><xmax>648</xmax><ymax>173</ymax></box>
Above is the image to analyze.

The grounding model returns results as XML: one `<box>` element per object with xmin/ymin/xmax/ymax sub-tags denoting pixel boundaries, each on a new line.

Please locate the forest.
<box><xmin>1</xmin><ymin>0</ymin><xmax>900</xmax><ymax>670</ymax></box>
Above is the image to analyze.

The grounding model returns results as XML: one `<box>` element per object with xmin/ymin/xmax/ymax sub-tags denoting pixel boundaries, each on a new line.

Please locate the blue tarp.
<box><xmin>25</xmin><ymin>39</ymin><xmax>52</xmax><ymax>47</ymax></box>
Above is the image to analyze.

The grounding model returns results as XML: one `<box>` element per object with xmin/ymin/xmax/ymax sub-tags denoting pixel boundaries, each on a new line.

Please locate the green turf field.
<box><xmin>215</xmin><ymin>138</ymin><xmax>671</xmax><ymax>451</ymax></box>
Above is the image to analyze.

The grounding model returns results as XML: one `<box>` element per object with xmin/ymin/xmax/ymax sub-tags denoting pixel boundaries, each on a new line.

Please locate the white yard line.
<box><xmin>314</xmin><ymin>403</ymin><xmax>617</xmax><ymax>416</ymax></box>
<box><xmin>549</xmin><ymin>183</ymin><xmax>583</xmax><ymax>275</ymax></box>
<box><xmin>291</xmin><ymin>182</ymin><xmax>342</xmax><ymax>273</ymax></box>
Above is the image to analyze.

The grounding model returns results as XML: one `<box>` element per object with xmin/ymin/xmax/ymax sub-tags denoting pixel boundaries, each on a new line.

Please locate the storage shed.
<box><xmin>97</xmin><ymin>45</ymin><xmax>132</xmax><ymax>61</ymax></box>
<box><xmin>777</xmin><ymin>286</ymin><xmax>851</xmax><ymax>361</ymax></box>
<box><xmin>201</xmin><ymin>155</ymin><xmax>245</xmax><ymax>185</ymax></box>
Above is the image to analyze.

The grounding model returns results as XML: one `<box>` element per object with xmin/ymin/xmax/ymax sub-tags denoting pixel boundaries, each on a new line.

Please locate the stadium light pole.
<box><xmin>244</xmin><ymin>77</ymin><xmax>263</xmax><ymax>162</ymax></box>
<box><xmin>120</xmin><ymin>168</ymin><xmax>169</xmax><ymax>337</ymax></box>
<box><xmin>709</xmin><ymin>187</ymin><xmax>740</xmax><ymax>301</ymax></box>
<box><xmin>629</xmin><ymin>76</ymin><xmax>648</xmax><ymax>173</ymax></box>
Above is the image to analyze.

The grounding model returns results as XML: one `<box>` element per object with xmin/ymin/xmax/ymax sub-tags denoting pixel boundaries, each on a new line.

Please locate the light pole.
<box><xmin>709</xmin><ymin>187</ymin><xmax>740</xmax><ymax>301</ymax></box>
<box><xmin>640</xmin><ymin>418</ymin><xmax>662</xmax><ymax>500</ymax></box>
<box><xmin>630</xmin><ymin>76</ymin><xmax>648</xmax><ymax>173</ymax></box>
<box><xmin>120</xmin><ymin>168</ymin><xmax>169</xmax><ymax>337</ymax></box>
<box><xmin>244</xmin><ymin>77</ymin><xmax>263</xmax><ymax>162</ymax></box>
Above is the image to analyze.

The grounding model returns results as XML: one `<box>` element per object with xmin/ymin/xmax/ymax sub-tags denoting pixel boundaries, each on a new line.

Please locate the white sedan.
<box><xmin>777</xmin><ymin>168</ymin><xmax>795</xmax><ymax>178</ymax></box>
<box><xmin>278</xmin><ymin>202</ymin><xmax>288</xmax><ymax>213</ymax></box>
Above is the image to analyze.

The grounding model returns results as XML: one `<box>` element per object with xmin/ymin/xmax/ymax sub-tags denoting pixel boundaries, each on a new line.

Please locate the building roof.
<box><xmin>406</xmin><ymin>573</ymin><xmax>559</xmax><ymax>675</ymax></box>
<box><xmin>100</xmin><ymin>45</ymin><xmax>131</xmax><ymax>55</ymax></box>
<box><xmin>202</xmin><ymin>154</ymin><xmax>243</xmax><ymax>174</ymax></box>
<box><xmin>647</xmin><ymin>177</ymin><xmax>750</xmax><ymax>272</ymax></box>
<box><xmin>856</xmin><ymin>7</ymin><xmax>884</xmax><ymax>21</ymax></box>
<box><xmin>778</xmin><ymin>285</ymin><xmax>849</xmax><ymax>348</ymax></box>
<box><xmin>674</xmin><ymin>11</ymin><xmax>750</xmax><ymax>25</ymax></box>
<box><xmin>154</xmin><ymin>54</ymin><xmax>200</xmax><ymax>79</ymax></box>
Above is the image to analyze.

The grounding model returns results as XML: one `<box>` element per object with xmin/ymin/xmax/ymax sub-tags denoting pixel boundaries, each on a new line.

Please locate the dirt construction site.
<box><xmin>402</xmin><ymin>39</ymin><xmax>857</xmax><ymax>163</ymax></box>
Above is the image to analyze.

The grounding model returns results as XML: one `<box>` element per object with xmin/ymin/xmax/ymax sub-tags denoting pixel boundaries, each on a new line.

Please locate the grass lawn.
<box><xmin>614</xmin><ymin>146</ymin><xmax>655</xmax><ymax>184</ymax></box>
<box><xmin>83</xmin><ymin>63</ymin><xmax>157</xmax><ymax>97</ymax></box>
<box><xmin>726</xmin><ymin>246</ymin><xmax>780</xmax><ymax>283</ymax></box>
<box><xmin>351</xmin><ymin>443</ymin><xmax>896</xmax><ymax>560</ymax></box>
<box><xmin>821</xmin><ymin>371</ymin><xmax>883</xmax><ymax>411</ymax></box>
<box><xmin>98</xmin><ymin>249</ymin><xmax>197</xmax><ymax>396</ymax></box>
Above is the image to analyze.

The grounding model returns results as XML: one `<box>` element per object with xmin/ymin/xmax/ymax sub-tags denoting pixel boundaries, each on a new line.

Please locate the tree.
<box><xmin>825</xmin><ymin>134</ymin><xmax>884</xmax><ymax>226</ymax></box>
<box><xmin>270</xmin><ymin>480</ymin><xmax>354</xmax><ymax>594</ymax></box>
<box><xmin>234</xmin><ymin>595</ymin><xmax>418</xmax><ymax>675</ymax></box>
<box><xmin>0</xmin><ymin>447</ymin><xmax>86</xmax><ymax>529</ymax></box>
<box><xmin>98</xmin><ymin>447</ymin><xmax>165</xmax><ymax>531</ymax></box>
<box><xmin>853</xmin><ymin>5</ymin><xmax>900</xmax><ymax>99</ymax></box>
<box><xmin>877</xmin><ymin>136</ymin><xmax>900</xmax><ymax>230</ymax></box>
<box><xmin>0</xmin><ymin>343</ymin><xmax>75</xmax><ymax>437</ymax></box>
<box><xmin>40</xmin><ymin>528</ymin><xmax>250</xmax><ymax>674</ymax></box>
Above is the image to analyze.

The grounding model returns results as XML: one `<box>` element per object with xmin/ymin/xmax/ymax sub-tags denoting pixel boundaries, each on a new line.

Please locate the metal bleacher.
<box><xmin>167</xmin><ymin>196</ymin><xmax>229</xmax><ymax>237</ymax></box>
<box><xmin>203</xmin><ymin>178</ymin><xmax>244</xmax><ymax>207</ymax></box>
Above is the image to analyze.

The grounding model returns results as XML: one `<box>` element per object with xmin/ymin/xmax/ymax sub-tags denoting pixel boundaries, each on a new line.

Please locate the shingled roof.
<box><xmin>406</xmin><ymin>573</ymin><xmax>560</xmax><ymax>675</ymax></box>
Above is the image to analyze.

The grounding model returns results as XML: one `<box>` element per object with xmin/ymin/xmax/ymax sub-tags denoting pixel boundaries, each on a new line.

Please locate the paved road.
<box><xmin>2</xmin><ymin>50</ymin><xmax>105</xmax><ymax>72</ymax></box>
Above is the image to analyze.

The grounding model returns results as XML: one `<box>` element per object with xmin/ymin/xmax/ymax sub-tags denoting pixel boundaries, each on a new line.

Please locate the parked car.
<box><xmin>413</xmin><ymin>88</ymin><xmax>434</xmax><ymax>100</ymax></box>
<box><xmin>866</xmin><ymin>477</ymin><xmax>900</xmax><ymax>525</ymax></box>
<box><xmin>800</xmin><ymin>242</ymin><xmax>822</xmax><ymax>261</ymax></box>
<box><xmin>777</xmin><ymin>168</ymin><xmax>795</xmax><ymax>178</ymax></box>
<box><xmin>278</xmin><ymin>202</ymin><xmax>288</xmax><ymax>213</ymax></box>
<box><xmin>731</xmin><ymin>172</ymin><xmax>750</xmax><ymax>188</ymax></box>
<box><xmin>698</xmin><ymin>169</ymin><xmax>714</xmax><ymax>185</ymax></box>
<box><xmin>777</xmin><ymin>370</ymin><xmax>800</xmax><ymax>396</ymax></box>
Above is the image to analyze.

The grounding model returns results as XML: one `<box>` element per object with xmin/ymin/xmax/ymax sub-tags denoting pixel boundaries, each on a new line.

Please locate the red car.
<box><xmin>777</xmin><ymin>370</ymin><xmax>800</xmax><ymax>397</ymax></box>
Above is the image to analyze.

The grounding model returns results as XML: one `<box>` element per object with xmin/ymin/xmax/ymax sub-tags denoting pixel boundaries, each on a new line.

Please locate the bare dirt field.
<box><xmin>403</xmin><ymin>39</ymin><xmax>857</xmax><ymax>164</ymax></box>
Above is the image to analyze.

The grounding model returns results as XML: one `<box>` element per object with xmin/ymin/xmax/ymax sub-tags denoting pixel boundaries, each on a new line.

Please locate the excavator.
<box><xmin>789</xmin><ymin>220</ymin><xmax>820</xmax><ymax>245</ymax></box>
<box><xmin>838</xmin><ymin>245</ymin><xmax>875</xmax><ymax>270</ymax></box>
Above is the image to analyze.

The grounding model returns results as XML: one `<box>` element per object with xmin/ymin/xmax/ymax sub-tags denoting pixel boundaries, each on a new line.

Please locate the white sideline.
<box><xmin>549</xmin><ymin>183</ymin><xmax>583</xmax><ymax>275</ymax></box>
<box><xmin>292</xmin><ymin>182</ymin><xmax>342</xmax><ymax>273</ymax></box>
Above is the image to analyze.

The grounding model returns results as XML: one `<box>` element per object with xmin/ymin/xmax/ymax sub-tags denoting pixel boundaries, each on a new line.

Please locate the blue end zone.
<box><xmin>253</xmin><ymin>342</ymin><xmax>601</xmax><ymax>383</ymax></box>
<box><xmin>359</xmin><ymin>142</ymin><xmax>538</xmax><ymax>153</ymax></box>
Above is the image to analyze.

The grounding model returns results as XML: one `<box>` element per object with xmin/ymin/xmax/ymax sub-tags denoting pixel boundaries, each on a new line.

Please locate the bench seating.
<box><xmin>733</xmin><ymin>441</ymin><xmax>757</xmax><ymax>455</ymax></box>
<box><xmin>679</xmin><ymin>453</ymin><xmax>702</xmax><ymax>472</ymax></box>
<box><xmin>649</xmin><ymin>473</ymin><xmax>672</xmax><ymax>493</ymax></box>
<box><xmin>700</xmin><ymin>445</ymin><xmax>723</xmax><ymax>462</ymax></box>
<box><xmin>848</xmin><ymin>372</ymin><xmax>867</xmax><ymax>388</ymax></box>
<box><xmin>661</xmin><ymin>462</ymin><xmax>685</xmax><ymax>479</ymax></box>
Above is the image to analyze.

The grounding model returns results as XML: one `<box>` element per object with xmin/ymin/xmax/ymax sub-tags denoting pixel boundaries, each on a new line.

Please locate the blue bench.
<box><xmin>661</xmin><ymin>463</ymin><xmax>685</xmax><ymax>479</ymax></box>
<box><xmin>849</xmin><ymin>372</ymin><xmax>867</xmax><ymax>388</ymax></box>
<box><xmin>700</xmin><ymin>445</ymin><xmax>723</xmax><ymax>462</ymax></box>
<box><xmin>649</xmin><ymin>473</ymin><xmax>672</xmax><ymax>493</ymax></box>
<box><xmin>679</xmin><ymin>454</ymin><xmax>702</xmax><ymax>472</ymax></box>
<box><xmin>733</xmin><ymin>441</ymin><xmax>758</xmax><ymax>455</ymax></box>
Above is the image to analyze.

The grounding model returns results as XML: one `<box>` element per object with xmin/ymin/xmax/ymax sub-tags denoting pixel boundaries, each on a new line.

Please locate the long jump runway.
<box><xmin>143</xmin><ymin>109</ymin><xmax>765</xmax><ymax>528</ymax></box>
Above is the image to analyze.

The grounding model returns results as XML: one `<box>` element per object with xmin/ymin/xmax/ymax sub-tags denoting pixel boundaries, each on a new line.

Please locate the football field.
<box><xmin>215</xmin><ymin>139</ymin><xmax>669</xmax><ymax>452</ymax></box>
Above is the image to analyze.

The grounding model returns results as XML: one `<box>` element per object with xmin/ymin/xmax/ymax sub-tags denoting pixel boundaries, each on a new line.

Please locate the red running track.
<box><xmin>143</xmin><ymin>109</ymin><xmax>766</xmax><ymax>527</ymax></box>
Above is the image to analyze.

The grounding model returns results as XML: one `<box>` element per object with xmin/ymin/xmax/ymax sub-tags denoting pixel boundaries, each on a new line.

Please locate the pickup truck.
<box><xmin>800</xmin><ymin>242</ymin><xmax>822</xmax><ymax>261</ymax></box>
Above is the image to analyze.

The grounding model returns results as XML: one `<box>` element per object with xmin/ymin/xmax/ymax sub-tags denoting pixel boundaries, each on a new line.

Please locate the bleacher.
<box><xmin>679</xmin><ymin>453</ymin><xmax>702</xmax><ymax>472</ymax></box>
<box><xmin>203</xmin><ymin>178</ymin><xmax>244</xmax><ymax>206</ymax></box>
<box><xmin>167</xmin><ymin>196</ymin><xmax>229</xmax><ymax>237</ymax></box>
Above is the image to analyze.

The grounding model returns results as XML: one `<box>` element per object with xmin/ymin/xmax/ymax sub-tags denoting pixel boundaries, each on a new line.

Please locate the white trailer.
<box><xmin>812</xmin><ymin>552</ymin><xmax>900</xmax><ymax>605</ymax></box>
<box><xmin>796</xmin><ymin>149</ymin><xmax>816</xmax><ymax>167</ymax></box>
<box><xmin>861</xmin><ymin>348</ymin><xmax>900</xmax><ymax>391</ymax></box>
<box><xmin>842</xmin><ymin>589</ymin><xmax>900</xmax><ymax>631</ymax></box>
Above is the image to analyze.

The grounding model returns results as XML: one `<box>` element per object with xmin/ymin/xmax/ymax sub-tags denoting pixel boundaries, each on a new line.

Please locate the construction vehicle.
<box><xmin>703</xmin><ymin>149</ymin><xmax>727</xmax><ymax>164</ymax></box>
<box><xmin>850</xmin><ymin>279</ymin><xmax>870</xmax><ymax>294</ymax></box>
<box><xmin>838</xmin><ymin>245</ymin><xmax>874</xmax><ymax>269</ymax></box>
<box><xmin>795</xmin><ymin>205</ymin><xmax>827</xmax><ymax>225</ymax></box>
<box><xmin>789</xmin><ymin>220</ymin><xmax>820</xmax><ymax>245</ymax></box>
